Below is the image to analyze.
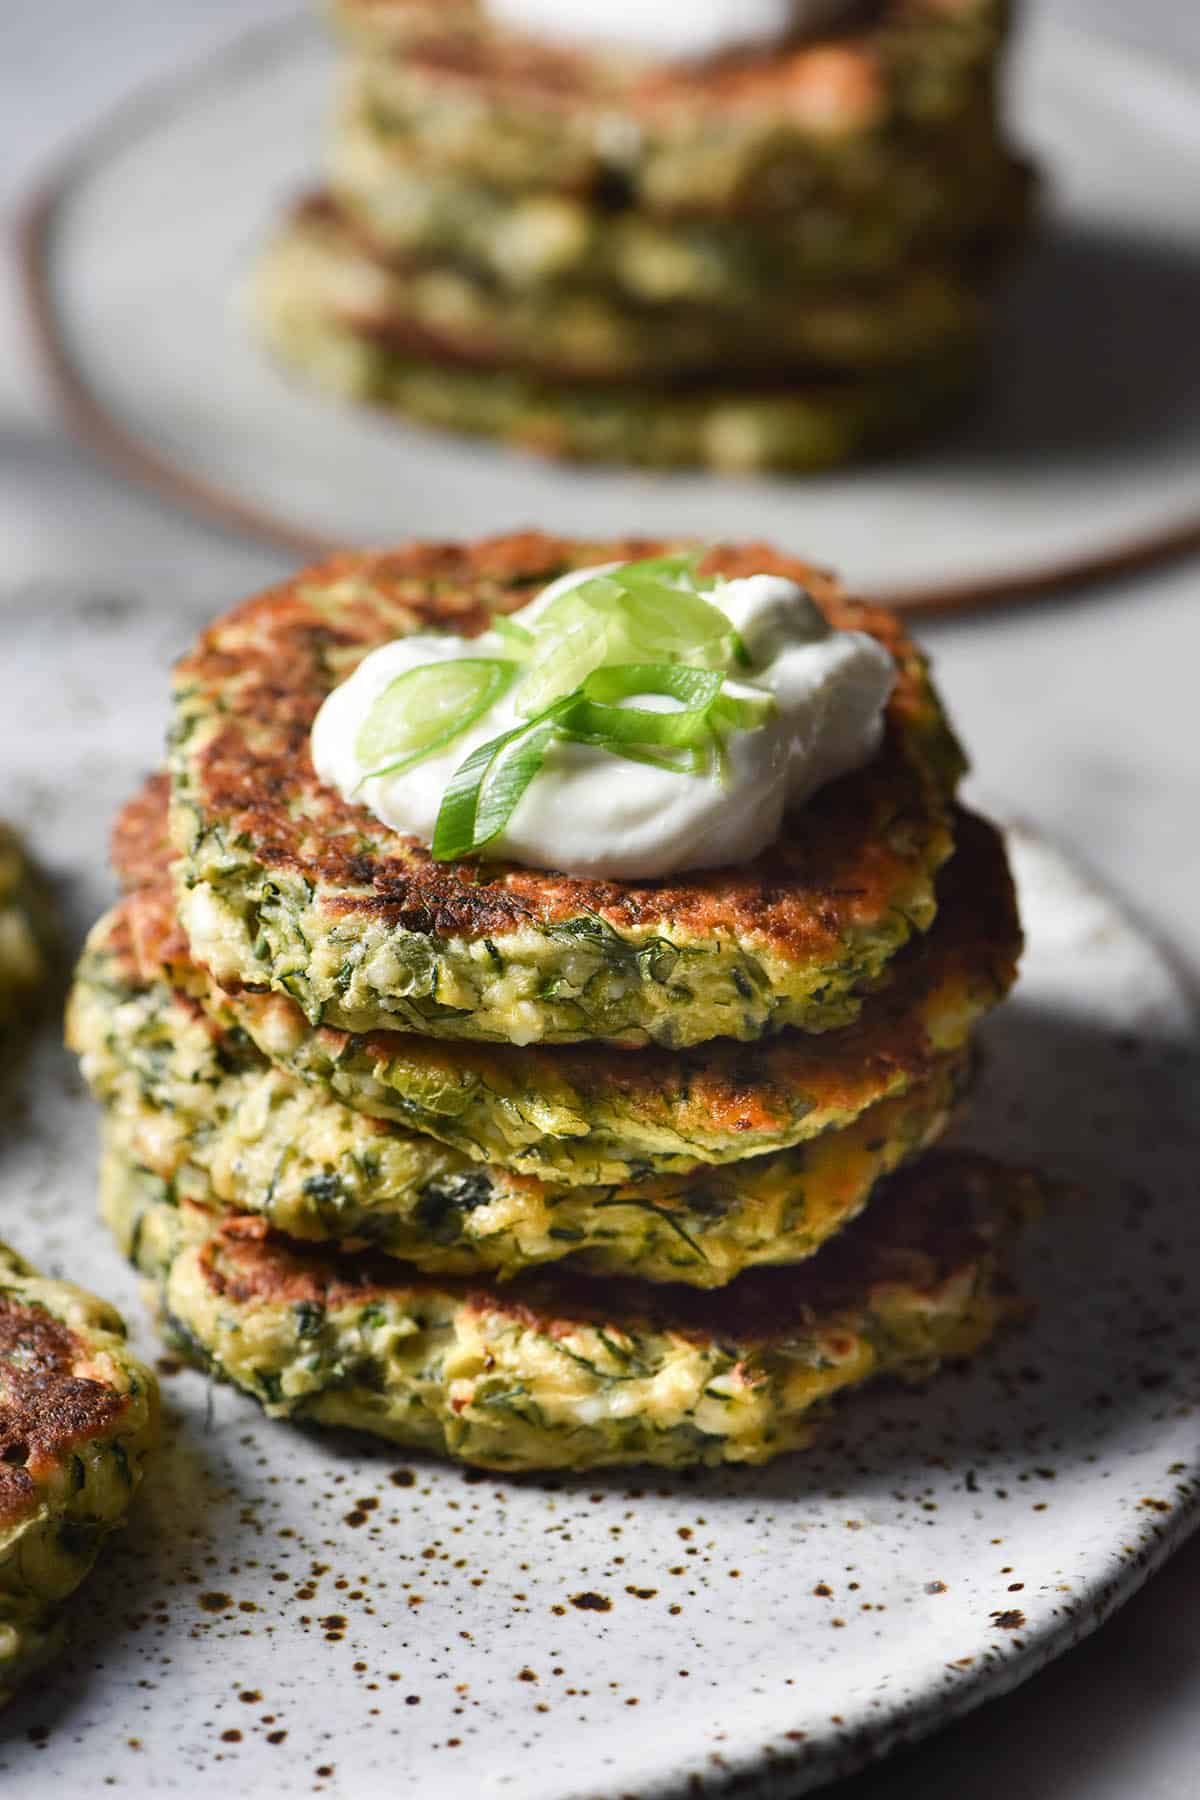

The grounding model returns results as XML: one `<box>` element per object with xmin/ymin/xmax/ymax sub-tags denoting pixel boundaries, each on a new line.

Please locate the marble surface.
<box><xmin>2</xmin><ymin>4</ymin><xmax>1199</xmax><ymax>1796</ymax></box>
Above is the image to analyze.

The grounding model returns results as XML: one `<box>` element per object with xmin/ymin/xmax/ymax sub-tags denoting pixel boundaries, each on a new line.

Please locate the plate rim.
<box><xmin>656</xmin><ymin>1503</ymin><xmax>1200</xmax><ymax>1798</ymax></box>
<box><xmin>16</xmin><ymin>12</ymin><xmax>1200</xmax><ymax>619</ymax></box>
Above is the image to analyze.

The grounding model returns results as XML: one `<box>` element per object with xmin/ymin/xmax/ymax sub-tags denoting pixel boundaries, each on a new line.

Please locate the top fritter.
<box><xmin>332</xmin><ymin>0</ymin><xmax>1015</xmax><ymax>218</ymax></box>
<box><xmin>168</xmin><ymin>534</ymin><xmax>964</xmax><ymax>1048</ymax></box>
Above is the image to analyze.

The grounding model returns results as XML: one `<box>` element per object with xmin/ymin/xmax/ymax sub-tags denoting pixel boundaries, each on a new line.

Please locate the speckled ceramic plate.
<box><xmin>19</xmin><ymin>15</ymin><xmax>1200</xmax><ymax>613</ymax></box>
<box><xmin>1</xmin><ymin>588</ymin><xmax>1198</xmax><ymax>1798</ymax></box>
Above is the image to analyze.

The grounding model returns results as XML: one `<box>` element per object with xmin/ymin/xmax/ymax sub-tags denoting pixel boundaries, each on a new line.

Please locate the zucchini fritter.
<box><xmin>254</xmin><ymin>262</ymin><xmax>983</xmax><ymax>471</ymax></box>
<box><xmin>0</xmin><ymin>1244</ymin><xmax>157</xmax><ymax>1705</ymax></box>
<box><xmin>111</xmin><ymin>788</ymin><xmax>1019</xmax><ymax>1183</ymax></box>
<box><xmin>262</xmin><ymin>193</ymin><xmax>993</xmax><ymax>378</ymax></box>
<box><xmin>69</xmin><ymin>911</ymin><xmax>968</xmax><ymax>1284</ymax></box>
<box><xmin>103</xmin><ymin>1146</ymin><xmax>1032</xmax><ymax>1472</ymax></box>
<box><xmin>329</xmin><ymin>84</ymin><xmax>1035</xmax><ymax>293</ymax></box>
<box><xmin>332</xmin><ymin>0</ymin><xmax>1014</xmax><ymax>216</ymax></box>
<box><xmin>164</xmin><ymin>536</ymin><xmax>966</xmax><ymax>1048</ymax></box>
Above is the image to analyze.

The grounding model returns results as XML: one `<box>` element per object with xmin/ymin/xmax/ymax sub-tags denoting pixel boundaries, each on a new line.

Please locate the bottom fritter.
<box><xmin>251</xmin><ymin>226</ymin><xmax>981</xmax><ymax>473</ymax></box>
<box><xmin>103</xmin><ymin>1147</ymin><xmax>1034</xmax><ymax>1473</ymax></box>
<box><xmin>0</xmin><ymin>1244</ymin><xmax>158</xmax><ymax>1706</ymax></box>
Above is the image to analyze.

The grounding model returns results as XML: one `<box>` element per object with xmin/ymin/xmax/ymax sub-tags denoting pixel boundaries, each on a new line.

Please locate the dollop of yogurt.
<box><xmin>483</xmin><ymin>0</ymin><xmax>853</xmax><ymax>64</ymax></box>
<box><xmin>311</xmin><ymin>566</ymin><xmax>896</xmax><ymax>880</ymax></box>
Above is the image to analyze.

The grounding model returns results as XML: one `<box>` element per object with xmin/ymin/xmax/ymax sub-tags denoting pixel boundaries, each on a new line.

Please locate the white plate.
<box><xmin>20</xmin><ymin>14</ymin><xmax>1200</xmax><ymax>612</ymax></box>
<box><xmin>1</xmin><ymin>590</ymin><xmax>1199</xmax><ymax>1799</ymax></box>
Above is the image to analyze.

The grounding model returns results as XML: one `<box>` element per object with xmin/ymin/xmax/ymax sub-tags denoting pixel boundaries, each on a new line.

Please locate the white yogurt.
<box><xmin>311</xmin><ymin>566</ymin><xmax>895</xmax><ymax>879</ymax></box>
<box><xmin>483</xmin><ymin>0</ymin><xmax>853</xmax><ymax>63</ymax></box>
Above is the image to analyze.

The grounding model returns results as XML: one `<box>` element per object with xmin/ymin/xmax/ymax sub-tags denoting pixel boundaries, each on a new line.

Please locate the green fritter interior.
<box><xmin>68</xmin><ymin>914</ymin><xmax>969</xmax><ymax>1284</ymax></box>
<box><xmin>102</xmin><ymin>1147</ymin><xmax>1033</xmax><ymax>1472</ymax></box>
<box><xmin>108</xmin><ymin>795</ymin><xmax>1018</xmax><ymax>1183</ymax></box>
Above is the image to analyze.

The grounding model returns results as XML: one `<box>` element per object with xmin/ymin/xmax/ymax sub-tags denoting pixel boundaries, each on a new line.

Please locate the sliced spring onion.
<box><xmin>517</xmin><ymin>614</ymin><xmax>613</xmax><ymax>716</ymax></box>
<box><xmin>607</xmin><ymin>742</ymin><xmax>711</xmax><ymax>778</ymax></box>
<box><xmin>473</xmin><ymin>718</ymin><xmax>563</xmax><ymax>849</ymax></box>
<box><xmin>728</xmin><ymin>627</ymin><xmax>752</xmax><ymax>669</ymax></box>
<box><xmin>527</xmin><ymin>556</ymin><xmax>734</xmax><ymax>679</ymax></box>
<box><xmin>431</xmin><ymin>700</ymin><xmax>569</xmax><ymax>862</ymax></box>
<box><xmin>532</xmin><ymin>575</ymin><xmax>625</xmax><ymax>642</ymax></box>
<box><xmin>356</xmin><ymin>656</ymin><xmax>518</xmax><ymax>781</ymax></box>
<box><xmin>612</xmin><ymin>578</ymin><xmax>735</xmax><ymax>668</ymax></box>
<box><xmin>613</xmin><ymin>552</ymin><xmax>716</xmax><ymax>591</ymax></box>
<box><xmin>429</xmin><ymin>659</ymin><xmax>778</xmax><ymax>860</ymax></box>
<box><xmin>560</xmin><ymin>664</ymin><xmax>726</xmax><ymax>748</ymax></box>
<box><xmin>490</xmin><ymin>615</ymin><xmax>534</xmax><ymax>652</ymax></box>
<box><xmin>412</xmin><ymin>559</ymin><xmax>782</xmax><ymax>862</ymax></box>
<box><xmin>711</xmin><ymin>689</ymin><xmax>778</xmax><ymax>731</ymax></box>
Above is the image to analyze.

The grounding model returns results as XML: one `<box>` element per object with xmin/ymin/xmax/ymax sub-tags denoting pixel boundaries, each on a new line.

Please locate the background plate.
<box><xmin>1</xmin><ymin>588</ymin><xmax>1199</xmax><ymax>1798</ymax></box>
<box><xmin>19</xmin><ymin>13</ymin><xmax>1200</xmax><ymax>612</ymax></box>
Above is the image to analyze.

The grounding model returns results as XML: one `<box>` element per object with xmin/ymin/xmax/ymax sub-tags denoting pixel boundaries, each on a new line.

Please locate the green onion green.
<box><xmin>711</xmin><ymin>690</ymin><xmax>777</xmax><ymax>731</ymax></box>
<box><xmin>429</xmin><ymin>662</ymin><xmax>776</xmax><ymax>860</ymax></box>
<box><xmin>491</xmin><ymin>615</ymin><xmax>535</xmax><ymax>653</ymax></box>
<box><xmin>354</xmin><ymin>557</ymin><xmax>784</xmax><ymax>862</ymax></box>
<box><xmin>356</xmin><ymin>657</ymin><xmax>518</xmax><ymax>782</ymax></box>
<box><xmin>431</xmin><ymin>700</ymin><xmax>570</xmax><ymax>862</ymax></box>
<box><xmin>559</xmin><ymin>664</ymin><xmax>726</xmax><ymax>748</ymax></box>
<box><xmin>516</xmin><ymin>614</ymin><xmax>613</xmax><ymax>716</ymax></box>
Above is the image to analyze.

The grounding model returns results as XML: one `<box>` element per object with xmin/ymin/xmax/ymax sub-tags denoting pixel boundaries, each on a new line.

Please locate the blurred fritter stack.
<box><xmin>68</xmin><ymin>535</ymin><xmax>1041</xmax><ymax>1473</ymax></box>
<box><xmin>252</xmin><ymin>0</ymin><xmax>1035</xmax><ymax>470</ymax></box>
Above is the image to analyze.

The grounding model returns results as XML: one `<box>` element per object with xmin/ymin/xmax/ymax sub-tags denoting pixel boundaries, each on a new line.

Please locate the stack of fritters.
<box><xmin>70</xmin><ymin>535</ymin><xmax>1035</xmax><ymax>1472</ymax></box>
<box><xmin>252</xmin><ymin>0</ymin><xmax>1035</xmax><ymax>470</ymax></box>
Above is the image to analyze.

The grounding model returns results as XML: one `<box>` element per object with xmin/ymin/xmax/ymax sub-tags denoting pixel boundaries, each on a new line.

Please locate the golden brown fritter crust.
<box><xmin>122</xmin><ymin>781</ymin><xmax>1015</xmax><ymax>1111</ymax></box>
<box><xmin>106</xmin><ymin>1142</ymin><xmax>1031</xmax><ymax>1468</ymax></box>
<box><xmin>318</xmin><ymin>807</ymin><xmax>1015</xmax><ymax>1135</ymax></box>
<box><xmin>0</xmin><ymin>1247</ymin><xmax>158</xmax><ymax>1706</ymax></box>
<box><xmin>0</xmin><ymin>1305</ymin><xmax>130</xmax><ymax>1531</ymax></box>
<box><xmin>185</xmin><ymin>1145</ymin><xmax>1032</xmax><ymax>1349</ymax></box>
<box><xmin>167</xmin><ymin>535</ymin><xmax>964</xmax><ymax>1045</ymax></box>
<box><xmin>175</xmin><ymin>537</ymin><xmax>939</xmax><ymax>948</ymax></box>
<box><xmin>112</xmin><ymin>778</ymin><xmax>1019</xmax><ymax>1180</ymax></box>
<box><xmin>111</xmin><ymin>774</ymin><xmax>173</xmax><ymax>905</ymax></box>
<box><xmin>72</xmin><ymin>853</ymin><xmax>972</xmax><ymax>1285</ymax></box>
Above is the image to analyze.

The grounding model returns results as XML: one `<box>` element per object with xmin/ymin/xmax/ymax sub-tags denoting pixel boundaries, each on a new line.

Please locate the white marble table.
<box><xmin>2</xmin><ymin>5</ymin><xmax>1199</xmax><ymax>1796</ymax></box>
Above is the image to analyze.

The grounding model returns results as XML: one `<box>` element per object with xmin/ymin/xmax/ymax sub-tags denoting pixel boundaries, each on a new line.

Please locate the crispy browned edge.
<box><xmin>170</xmin><ymin>532</ymin><xmax>955</xmax><ymax>966</ymax></box>
<box><xmin>0</xmin><ymin>1300</ymin><xmax>131</xmax><ymax>1531</ymax></box>
<box><xmin>109</xmin><ymin>775</ymin><xmax>1019</xmax><ymax>1142</ymax></box>
<box><xmin>186</xmin><ymin>1145</ymin><xmax>1031</xmax><ymax>1349</ymax></box>
<box><xmin>339</xmin><ymin>0</ymin><xmax>1001</xmax><ymax>124</ymax></box>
